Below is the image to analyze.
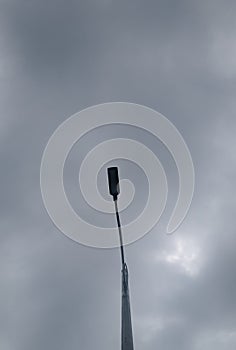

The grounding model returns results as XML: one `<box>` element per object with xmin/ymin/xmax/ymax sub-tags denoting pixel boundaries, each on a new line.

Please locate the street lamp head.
<box><xmin>107</xmin><ymin>166</ymin><xmax>120</xmax><ymax>201</ymax></box>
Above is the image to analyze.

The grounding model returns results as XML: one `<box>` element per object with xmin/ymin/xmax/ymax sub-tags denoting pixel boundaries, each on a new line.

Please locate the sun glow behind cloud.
<box><xmin>156</xmin><ymin>237</ymin><xmax>201</xmax><ymax>277</ymax></box>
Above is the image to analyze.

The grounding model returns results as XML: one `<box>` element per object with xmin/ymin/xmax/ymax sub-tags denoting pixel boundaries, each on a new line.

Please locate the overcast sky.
<box><xmin>1</xmin><ymin>0</ymin><xmax>236</xmax><ymax>349</ymax></box>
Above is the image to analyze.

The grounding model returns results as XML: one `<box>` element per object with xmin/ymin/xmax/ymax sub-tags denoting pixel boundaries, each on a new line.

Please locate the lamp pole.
<box><xmin>107</xmin><ymin>167</ymin><xmax>134</xmax><ymax>350</ymax></box>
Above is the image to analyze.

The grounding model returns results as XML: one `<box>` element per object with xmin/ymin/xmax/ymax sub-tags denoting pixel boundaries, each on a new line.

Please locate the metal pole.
<box><xmin>107</xmin><ymin>167</ymin><xmax>134</xmax><ymax>350</ymax></box>
<box><xmin>114</xmin><ymin>199</ymin><xmax>125</xmax><ymax>267</ymax></box>
<box><xmin>113</xmin><ymin>197</ymin><xmax>134</xmax><ymax>350</ymax></box>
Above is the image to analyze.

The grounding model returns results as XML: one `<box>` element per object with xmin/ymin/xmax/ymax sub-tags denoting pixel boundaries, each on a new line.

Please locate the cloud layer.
<box><xmin>1</xmin><ymin>0</ymin><xmax>236</xmax><ymax>349</ymax></box>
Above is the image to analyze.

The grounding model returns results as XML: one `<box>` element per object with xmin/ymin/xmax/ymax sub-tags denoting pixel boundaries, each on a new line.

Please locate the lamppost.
<box><xmin>107</xmin><ymin>167</ymin><xmax>134</xmax><ymax>350</ymax></box>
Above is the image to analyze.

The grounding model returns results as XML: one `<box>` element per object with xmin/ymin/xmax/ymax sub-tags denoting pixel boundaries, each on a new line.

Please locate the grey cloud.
<box><xmin>1</xmin><ymin>0</ymin><xmax>236</xmax><ymax>349</ymax></box>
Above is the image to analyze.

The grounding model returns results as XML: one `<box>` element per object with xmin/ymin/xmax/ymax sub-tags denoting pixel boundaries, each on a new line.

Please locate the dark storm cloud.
<box><xmin>1</xmin><ymin>0</ymin><xmax>236</xmax><ymax>349</ymax></box>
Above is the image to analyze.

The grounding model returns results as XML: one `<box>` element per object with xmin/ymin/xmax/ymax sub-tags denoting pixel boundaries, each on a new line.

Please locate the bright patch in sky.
<box><xmin>158</xmin><ymin>238</ymin><xmax>201</xmax><ymax>276</ymax></box>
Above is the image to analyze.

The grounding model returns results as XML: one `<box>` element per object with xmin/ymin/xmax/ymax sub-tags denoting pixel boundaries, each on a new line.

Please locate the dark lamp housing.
<box><xmin>107</xmin><ymin>167</ymin><xmax>120</xmax><ymax>200</ymax></box>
